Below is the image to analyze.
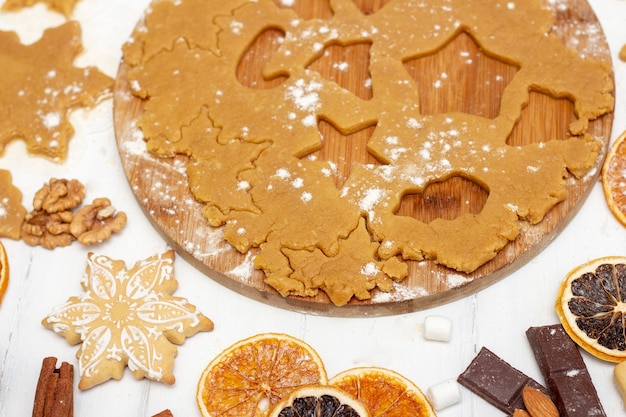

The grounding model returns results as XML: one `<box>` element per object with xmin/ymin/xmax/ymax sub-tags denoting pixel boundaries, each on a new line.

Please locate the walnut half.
<box><xmin>33</xmin><ymin>178</ymin><xmax>85</xmax><ymax>214</ymax></box>
<box><xmin>21</xmin><ymin>210</ymin><xmax>75</xmax><ymax>249</ymax></box>
<box><xmin>70</xmin><ymin>198</ymin><xmax>127</xmax><ymax>246</ymax></box>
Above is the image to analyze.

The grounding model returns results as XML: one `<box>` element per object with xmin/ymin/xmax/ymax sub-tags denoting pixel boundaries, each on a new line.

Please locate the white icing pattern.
<box><xmin>42</xmin><ymin>249</ymin><xmax>213</xmax><ymax>389</ymax></box>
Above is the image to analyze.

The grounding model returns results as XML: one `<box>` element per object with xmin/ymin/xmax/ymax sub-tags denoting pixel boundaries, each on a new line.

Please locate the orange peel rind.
<box><xmin>0</xmin><ymin>241</ymin><xmax>9</xmax><ymax>304</ymax></box>
<box><xmin>602</xmin><ymin>130</ymin><xmax>626</xmax><ymax>227</ymax></box>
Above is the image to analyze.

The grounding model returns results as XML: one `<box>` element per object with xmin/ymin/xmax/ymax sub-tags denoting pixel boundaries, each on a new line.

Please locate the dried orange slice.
<box><xmin>0</xmin><ymin>241</ymin><xmax>8</xmax><ymax>303</ymax></box>
<box><xmin>555</xmin><ymin>256</ymin><xmax>626</xmax><ymax>362</ymax></box>
<box><xmin>602</xmin><ymin>130</ymin><xmax>626</xmax><ymax>226</ymax></box>
<box><xmin>329</xmin><ymin>367</ymin><xmax>437</xmax><ymax>417</ymax></box>
<box><xmin>267</xmin><ymin>385</ymin><xmax>370</xmax><ymax>417</ymax></box>
<box><xmin>196</xmin><ymin>333</ymin><xmax>327</xmax><ymax>417</ymax></box>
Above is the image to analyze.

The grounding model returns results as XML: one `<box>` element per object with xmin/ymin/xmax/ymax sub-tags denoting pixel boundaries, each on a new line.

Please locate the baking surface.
<box><xmin>1</xmin><ymin>0</ymin><xmax>626</xmax><ymax>416</ymax></box>
<box><xmin>114</xmin><ymin>0</ymin><xmax>613</xmax><ymax>315</ymax></box>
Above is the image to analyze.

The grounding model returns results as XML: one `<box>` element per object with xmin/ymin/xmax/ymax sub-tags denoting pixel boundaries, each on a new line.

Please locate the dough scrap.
<box><xmin>0</xmin><ymin>21</ymin><xmax>113</xmax><ymax>161</ymax></box>
<box><xmin>0</xmin><ymin>169</ymin><xmax>26</xmax><ymax>240</ymax></box>
<box><xmin>282</xmin><ymin>218</ymin><xmax>407</xmax><ymax>306</ymax></box>
<box><xmin>1</xmin><ymin>0</ymin><xmax>81</xmax><ymax>17</ymax></box>
<box><xmin>123</xmin><ymin>0</ymin><xmax>614</xmax><ymax>305</ymax></box>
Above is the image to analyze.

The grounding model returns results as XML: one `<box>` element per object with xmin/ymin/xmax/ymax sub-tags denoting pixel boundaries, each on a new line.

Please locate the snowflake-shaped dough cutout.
<box><xmin>42</xmin><ymin>249</ymin><xmax>214</xmax><ymax>390</ymax></box>
<box><xmin>0</xmin><ymin>21</ymin><xmax>112</xmax><ymax>161</ymax></box>
<box><xmin>1</xmin><ymin>0</ymin><xmax>81</xmax><ymax>17</ymax></box>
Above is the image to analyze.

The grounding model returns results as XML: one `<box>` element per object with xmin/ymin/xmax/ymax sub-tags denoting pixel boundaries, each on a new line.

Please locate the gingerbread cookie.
<box><xmin>42</xmin><ymin>249</ymin><xmax>214</xmax><ymax>389</ymax></box>
<box><xmin>0</xmin><ymin>21</ymin><xmax>112</xmax><ymax>161</ymax></box>
<box><xmin>121</xmin><ymin>0</ymin><xmax>613</xmax><ymax>306</ymax></box>
<box><xmin>0</xmin><ymin>169</ymin><xmax>26</xmax><ymax>240</ymax></box>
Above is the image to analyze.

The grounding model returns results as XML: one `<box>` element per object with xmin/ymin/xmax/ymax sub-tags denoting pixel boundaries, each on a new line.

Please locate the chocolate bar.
<box><xmin>457</xmin><ymin>346</ymin><xmax>550</xmax><ymax>414</ymax></box>
<box><xmin>526</xmin><ymin>324</ymin><xmax>607</xmax><ymax>417</ymax></box>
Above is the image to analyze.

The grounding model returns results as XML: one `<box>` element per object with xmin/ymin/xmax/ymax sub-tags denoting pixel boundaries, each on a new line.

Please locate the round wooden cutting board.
<box><xmin>113</xmin><ymin>0</ymin><xmax>614</xmax><ymax>317</ymax></box>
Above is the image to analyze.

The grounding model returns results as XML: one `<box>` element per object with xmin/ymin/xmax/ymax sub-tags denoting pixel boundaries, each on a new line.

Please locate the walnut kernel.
<box><xmin>33</xmin><ymin>178</ymin><xmax>85</xmax><ymax>214</ymax></box>
<box><xmin>21</xmin><ymin>210</ymin><xmax>75</xmax><ymax>249</ymax></box>
<box><xmin>70</xmin><ymin>198</ymin><xmax>127</xmax><ymax>246</ymax></box>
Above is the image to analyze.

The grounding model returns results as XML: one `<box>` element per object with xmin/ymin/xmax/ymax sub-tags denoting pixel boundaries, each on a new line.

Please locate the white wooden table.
<box><xmin>1</xmin><ymin>1</ymin><xmax>625</xmax><ymax>416</ymax></box>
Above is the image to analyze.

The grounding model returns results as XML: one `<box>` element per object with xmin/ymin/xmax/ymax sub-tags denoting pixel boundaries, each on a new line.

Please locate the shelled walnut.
<box><xmin>70</xmin><ymin>198</ymin><xmax>127</xmax><ymax>245</ymax></box>
<box><xmin>21</xmin><ymin>178</ymin><xmax>127</xmax><ymax>248</ymax></box>
<box><xmin>21</xmin><ymin>210</ymin><xmax>75</xmax><ymax>249</ymax></box>
<box><xmin>33</xmin><ymin>178</ymin><xmax>85</xmax><ymax>214</ymax></box>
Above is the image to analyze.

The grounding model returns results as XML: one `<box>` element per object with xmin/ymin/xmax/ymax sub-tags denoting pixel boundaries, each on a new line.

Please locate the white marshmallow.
<box><xmin>427</xmin><ymin>378</ymin><xmax>461</xmax><ymax>410</ymax></box>
<box><xmin>423</xmin><ymin>315</ymin><xmax>452</xmax><ymax>342</ymax></box>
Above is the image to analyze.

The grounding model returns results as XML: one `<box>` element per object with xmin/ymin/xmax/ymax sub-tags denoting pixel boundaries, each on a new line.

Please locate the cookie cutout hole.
<box><xmin>506</xmin><ymin>91</ymin><xmax>576</xmax><ymax>146</ymax></box>
<box><xmin>315</xmin><ymin>120</ymin><xmax>379</xmax><ymax>188</ymax></box>
<box><xmin>404</xmin><ymin>31</ymin><xmax>518</xmax><ymax>118</ymax></box>
<box><xmin>307</xmin><ymin>42</ymin><xmax>373</xmax><ymax>100</ymax></box>
<box><xmin>237</xmin><ymin>28</ymin><xmax>287</xmax><ymax>89</ymax></box>
<box><xmin>396</xmin><ymin>176</ymin><xmax>489</xmax><ymax>223</ymax></box>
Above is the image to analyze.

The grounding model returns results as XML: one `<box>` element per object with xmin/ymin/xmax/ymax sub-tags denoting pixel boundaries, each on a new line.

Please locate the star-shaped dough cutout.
<box><xmin>0</xmin><ymin>21</ymin><xmax>113</xmax><ymax>161</ymax></box>
<box><xmin>2</xmin><ymin>0</ymin><xmax>81</xmax><ymax>17</ymax></box>
<box><xmin>281</xmin><ymin>218</ymin><xmax>407</xmax><ymax>306</ymax></box>
<box><xmin>42</xmin><ymin>249</ymin><xmax>214</xmax><ymax>390</ymax></box>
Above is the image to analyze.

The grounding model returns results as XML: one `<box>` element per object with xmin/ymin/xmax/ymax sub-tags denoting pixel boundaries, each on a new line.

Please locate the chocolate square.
<box><xmin>458</xmin><ymin>346</ymin><xmax>549</xmax><ymax>414</ymax></box>
<box><xmin>526</xmin><ymin>324</ymin><xmax>586</xmax><ymax>374</ymax></box>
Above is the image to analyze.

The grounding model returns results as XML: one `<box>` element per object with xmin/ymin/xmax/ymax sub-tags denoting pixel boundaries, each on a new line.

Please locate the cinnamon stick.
<box><xmin>152</xmin><ymin>410</ymin><xmax>174</xmax><ymax>417</ymax></box>
<box><xmin>42</xmin><ymin>372</ymin><xmax>58</xmax><ymax>417</ymax></box>
<box><xmin>32</xmin><ymin>357</ymin><xmax>74</xmax><ymax>417</ymax></box>
<box><xmin>33</xmin><ymin>357</ymin><xmax>57</xmax><ymax>417</ymax></box>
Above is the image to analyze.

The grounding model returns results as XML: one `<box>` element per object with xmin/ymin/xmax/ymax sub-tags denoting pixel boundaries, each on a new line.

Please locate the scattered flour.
<box><xmin>371</xmin><ymin>281</ymin><xmax>428</xmax><ymax>302</ymax></box>
<box><xmin>0</xmin><ymin>198</ymin><xmax>8</xmax><ymax>218</ymax></box>
<box><xmin>359</xmin><ymin>188</ymin><xmax>383</xmax><ymax>212</ymax></box>
<box><xmin>42</xmin><ymin>112</ymin><xmax>61</xmax><ymax>129</ymax></box>
<box><xmin>446</xmin><ymin>273</ymin><xmax>472</xmax><ymax>288</ymax></box>
<box><xmin>360</xmin><ymin>262</ymin><xmax>380</xmax><ymax>276</ymax></box>
<box><xmin>333</xmin><ymin>61</ymin><xmax>349</xmax><ymax>71</ymax></box>
<box><xmin>227</xmin><ymin>252</ymin><xmax>256</xmax><ymax>282</ymax></box>
<box><xmin>285</xmin><ymin>78</ymin><xmax>322</xmax><ymax>112</ymax></box>
<box><xmin>300</xmin><ymin>191</ymin><xmax>313</xmax><ymax>203</ymax></box>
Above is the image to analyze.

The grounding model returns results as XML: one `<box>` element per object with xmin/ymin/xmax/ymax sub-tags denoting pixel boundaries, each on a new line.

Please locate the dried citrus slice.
<box><xmin>197</xmin><ymin>333</ymin><xmax>328</xmax><ymax>417</ymax></box>
<box><xmin>267</xmin><ymin>385</ymin><xmax>370</xmax><ymax>417</ymax></box>
<box><xmin>329</xmin><ymin>367</ymin><xmax>437</xmax><ymax>417</ymax></box>
<box><xmin>0</xmin><ymin>241</ymin><xmax>8</xmax><ymax>303</ymax></box>
<box><xmin>602</xmin><ymin>130</ymin><xmax>626</xmax><ymax>226</ymax></box>
<box><xmin>555</xmin><ymin>256</ymin><xmax>626</xmax><ymax>362</ymax></box>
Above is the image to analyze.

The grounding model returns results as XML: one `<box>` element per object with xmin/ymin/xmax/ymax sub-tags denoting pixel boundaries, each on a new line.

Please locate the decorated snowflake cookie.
<box><xmin>42</xmin><ymin>249</ymin><xmax>214</xmax><ymax>389</ymax></box>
